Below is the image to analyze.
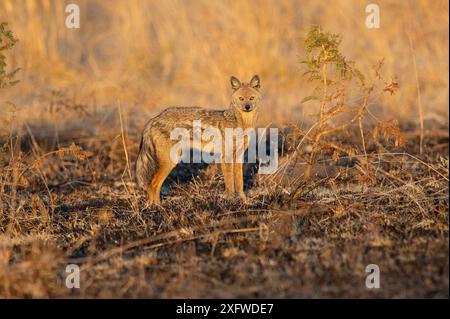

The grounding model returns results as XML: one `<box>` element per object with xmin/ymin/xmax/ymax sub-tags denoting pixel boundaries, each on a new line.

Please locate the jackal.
<box><xmin>135</xmin><ymin>75</ymin><xmax>261</xmax><ymax>205</ymax></box>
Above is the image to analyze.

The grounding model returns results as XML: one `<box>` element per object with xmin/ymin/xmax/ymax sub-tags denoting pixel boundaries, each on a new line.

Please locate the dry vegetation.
<box><xmin>0</xmin><ymin>0</ymin><xmax>448</xmax><ymax>298</ymax></box>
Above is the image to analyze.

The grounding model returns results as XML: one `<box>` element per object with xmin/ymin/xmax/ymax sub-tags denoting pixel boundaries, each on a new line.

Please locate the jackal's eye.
<box><xmin>239</xmin><ymin>97</ymin><xmax>244</xmax><ymax>101</ymax></box>
<box><xmin>250</xmin><ymin>96</ymin><xmax>255</xmax><ymax>101</ymax></box>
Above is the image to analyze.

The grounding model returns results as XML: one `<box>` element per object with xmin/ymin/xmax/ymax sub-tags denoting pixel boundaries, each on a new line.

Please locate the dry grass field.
<box><xmin>0</xmin><ymin>0</ymin><xmax>448</xmax><ymax>298</ymax></box>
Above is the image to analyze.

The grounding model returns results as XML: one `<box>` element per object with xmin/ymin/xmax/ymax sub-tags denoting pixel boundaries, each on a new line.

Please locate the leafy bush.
<box><xmin>0</xmin><ymin>22</ymin><xmax>19</xmax><ymax>165</ymax></box>
<box><xmin>0</xmin><ymin>22</ymin><xmax>19</xmax><ymax>88</ymax></box>
<box><xmin>300</xmin><ymin>25</ymin><xmax>402</xmax><ymax>179</ymax></box>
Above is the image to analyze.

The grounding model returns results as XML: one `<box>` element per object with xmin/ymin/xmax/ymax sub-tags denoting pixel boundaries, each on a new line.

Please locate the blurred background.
<box><xmin>0</xmin><ymin>0</ymin><xmax>448</xmax><ymax>132</ymax></box>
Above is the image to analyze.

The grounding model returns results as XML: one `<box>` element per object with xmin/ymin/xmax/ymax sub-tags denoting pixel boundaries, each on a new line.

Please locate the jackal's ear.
<box><xmin>230</xmin><ymin>76</ymin><xmax>241</xmax><ymax>91</ymax></box>
<box><xmin>250</xmin><ymin>75</ymin><xmax>260</xmax><ymax>90</ymax></box>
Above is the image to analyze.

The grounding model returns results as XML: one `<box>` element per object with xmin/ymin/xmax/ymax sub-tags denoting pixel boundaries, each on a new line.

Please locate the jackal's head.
<box><xmin>230</xmin><ymin>75</ymin><xmax>261</xmax><ymax>114</ymax></box>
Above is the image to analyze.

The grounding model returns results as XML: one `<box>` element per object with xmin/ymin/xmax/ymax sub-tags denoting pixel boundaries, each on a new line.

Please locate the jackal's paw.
<box><xmin>238</xmin><ymin>193</ymin><xmax>248</xmax><ymax>205</ymax></box>
<box><xmin>219</xmin><ymin>193</ymin><xmax>247</xmax><ymax>204</ymax></box>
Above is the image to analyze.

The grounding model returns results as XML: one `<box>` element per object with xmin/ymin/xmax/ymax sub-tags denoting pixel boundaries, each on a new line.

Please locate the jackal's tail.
<box><xmin>135</xmin><ymin>133</ymin><xmax>157</xmax><ymax>189</ymax></box>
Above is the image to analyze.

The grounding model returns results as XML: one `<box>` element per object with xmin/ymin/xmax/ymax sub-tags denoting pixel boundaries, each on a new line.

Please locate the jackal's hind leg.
<box><xmin>149</xmin><ymin>161</ymin><xmax>175</xmax><ymax>205</ymax></box>
<box><xmin>147</xmin><ymin>186</ymin><xmax>155</xmax><ymax>205</ymax></box>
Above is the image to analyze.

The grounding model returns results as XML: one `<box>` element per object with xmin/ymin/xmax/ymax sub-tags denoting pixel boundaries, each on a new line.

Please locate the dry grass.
<box><xmin>0</xmin><ymin>101</ymin><xmax>448</xmax><ymax>298</ymax></box>
<box><xmin>0</xmin><ymin>0</ymin><xmax>448</xmax><ymax>298</ymax></box>
<box><xmin>1</xmin><ymin>0</ymin><xmax>448</xmax><ymax>125</ymax></box>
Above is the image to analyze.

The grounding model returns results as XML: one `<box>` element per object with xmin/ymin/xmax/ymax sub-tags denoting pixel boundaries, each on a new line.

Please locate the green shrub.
<box><xmin>0</xmin><ymin>22</ymin><xmax>19</xmax><ymax>165</ymax></box>
<box><xmin>300</xmin><ymin>25</ymin><xmax>401</xmax><ymax>179</ymax></box>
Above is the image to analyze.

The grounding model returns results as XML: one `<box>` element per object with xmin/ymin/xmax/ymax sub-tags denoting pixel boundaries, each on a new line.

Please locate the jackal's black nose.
<box><xmin>244</xmin><ymin>104</ymin><xmax>251</xmax><ymax>111</ymax></box>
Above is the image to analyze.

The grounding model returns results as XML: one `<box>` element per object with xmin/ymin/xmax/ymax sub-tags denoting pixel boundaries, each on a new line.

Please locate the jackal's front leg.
<box><xmin>234</xmin><ymin>140</ymin><xmax>248</xmax><ymax>202</ymax></box>
<box><xmin>234</xmin><ymin>162</ymin><xmax>246</xmax><ymax>202</ymax></box>
<box><xmin>221</xmin><ymin>161</ymin><xmax>235</xmax><ymax>197</ymax></box>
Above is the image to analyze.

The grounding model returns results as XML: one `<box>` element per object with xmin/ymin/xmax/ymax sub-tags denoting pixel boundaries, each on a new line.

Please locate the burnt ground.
<box><xmin>0</xmin><ymin>122</ymin><xmax>448</xmax><ymax>298</ymax></box>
